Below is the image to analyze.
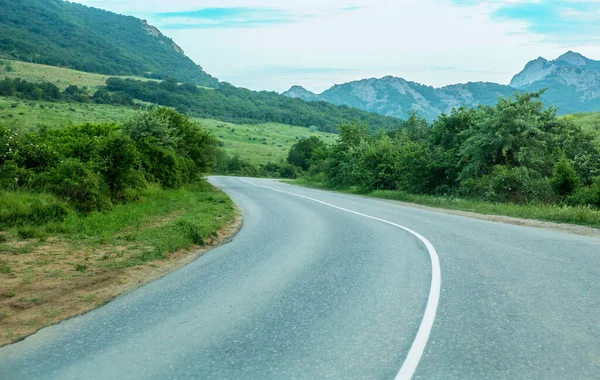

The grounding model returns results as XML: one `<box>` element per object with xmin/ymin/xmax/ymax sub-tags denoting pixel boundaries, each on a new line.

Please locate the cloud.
<box><xmin>449</xmin><ymin>0</ymin><xmax>600</xmax><ymax>43</ymax></box>
<box><xmin>70</xmin><ymin>0</ymin><xmax>600</xmax><ymax>92</ymax></box>
<box><xmin>152</xmin><ymin>5</ymin><xmax>365</xmax><ymax>29</ymax></box>
<box><xmin>155</xmin><ymin>7</ymin><xmax>297</xmax><ymax>29</ymax></box>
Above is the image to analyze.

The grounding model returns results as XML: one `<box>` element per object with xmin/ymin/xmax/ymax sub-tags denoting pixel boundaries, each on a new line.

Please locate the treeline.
<box><xmin>288</xmin><ymin>92</ymin><xmax>600</xmax><ymax>207</ymax></box>
<box><xmin>104</xmin><ymin>78</ymin><xmax>405</xmax><ymax>133</ymax></box>
<box><xmin>0</xmin><ymin>107</ymin><xmax>220</xmax><ymax>226</ymax></box>
<box><xmin>216</xmin><ymin>154</ymin><xmax>297</xmax><ymax>179</ymax></box>
<box><xmin>0</xmin><ymin>77</ymin><xmax>134</xmax><ymax>106</ymax></box>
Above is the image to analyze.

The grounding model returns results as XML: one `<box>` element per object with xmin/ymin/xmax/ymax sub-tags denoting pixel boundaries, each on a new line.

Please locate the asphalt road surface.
<box><xmin>1</xmin><ymin>177</ymin><xmax>599</xmax><ymax>379</ymax></box>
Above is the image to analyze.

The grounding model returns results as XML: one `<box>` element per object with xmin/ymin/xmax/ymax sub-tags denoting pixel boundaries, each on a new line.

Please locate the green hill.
<box><xmin>0</xmin><ymin>0</ymin><xmax>218</xmax><ymax>87</ymax></box>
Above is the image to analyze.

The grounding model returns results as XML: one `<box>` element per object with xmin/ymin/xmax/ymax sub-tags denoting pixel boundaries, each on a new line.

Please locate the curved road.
<box><xmin>1</xmin><ymin>177</ymin><xmax>599</xmax><ymax>379</ymax></box>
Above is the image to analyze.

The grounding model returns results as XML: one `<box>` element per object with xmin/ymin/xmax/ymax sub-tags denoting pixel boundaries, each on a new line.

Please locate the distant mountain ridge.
<box><xmin>509</xmin><ymin>51</ymin><xmax>600</xmax><ymax>115</ymax></box>
<box><xmin>284</xmin><ymin>51</ymin><xmax>600</xmax><ymax>120</ymax></box>
<box><xmin>0</xmin><ymin>0</ymin><xmax>218</xmax><ymax>87</ymax></box>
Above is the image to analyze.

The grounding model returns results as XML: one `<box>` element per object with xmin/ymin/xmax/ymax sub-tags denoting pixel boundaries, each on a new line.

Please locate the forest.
<box><xmin>104</xmin><ymin>78</ymin><xmax>405</xmax><ymax>133</ymax></box>
<box><xmin>287</xmin><ymin>91</ymin><xmax>600</xmax><ymax>209</ymax></box>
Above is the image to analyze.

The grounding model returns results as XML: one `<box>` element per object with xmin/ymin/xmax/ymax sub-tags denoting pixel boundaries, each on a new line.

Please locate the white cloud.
<box><xmin>72</xmin><ymin>0</ymin><xmax>600</xmax><ymax>92</ymax></box>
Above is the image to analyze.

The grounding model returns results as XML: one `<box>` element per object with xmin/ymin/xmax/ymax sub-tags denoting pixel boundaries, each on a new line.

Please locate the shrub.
<box><xmin>0</xmin><ymin>160</ymin><xmax>31</xmax><ymax>190</ymax></box>
<box><xmin>96</xmin><ymin>133</ymin><xmax>146</xmax><ymax>199</ymax></box>
<box><xmin>568</xmin><ymin>178</ymin><xmax>600</xmax><ymax>208</ymax></box>
<box><xmin>259</xmin><ymin>162</ymin><xmax>297</xmax><ymax>179</ymax></box>
<box><xmin>40</xmin><ymin>159</ymin><xmax>112</xmax><ymax>213</ymax></box>
<box><xmin>0</xmin><ymin>191</ymin><xmax>72</xmax><ymax>227</ymax></box>
<box><xmin>17</xmin><ymin>226</ymin><xmax>48</xmax><ymax>241</ymax></box>
<box><xmin>138</xmin><ymin>142</ymin><xmax>192</xmax><ymax>188</ymax></box>
<box><xmin>123</xmin><ymin>108</ymin><xmax>180</xmax><ymax>149</ymax></box>
<box><xmin>550</xmin><ymin>157</ymin><xmax>579</xmax><ymax>197</ymax></box>
<box><xmin>461</xmin><ymin>166</ymin><xmax>554</xmax><ymax>204</ymax></box>
<box><xmin>11</xmin><ymin>132</ymin><xmax>60</xmax><ymax>171</ymax></box>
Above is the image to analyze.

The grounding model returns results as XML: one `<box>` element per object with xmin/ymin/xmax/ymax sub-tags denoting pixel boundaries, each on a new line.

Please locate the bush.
<box><xmin>96</xmin><ymin>133</ymin><xmax>146</xmax><ymax>199</ymax></box>
<box><xmin>138</xmin><ymin>143</ymin><xmax>192</xmax><ymax>188</ymax></box>
<box><xmin>0</xmin><ymin>160</ymin><xmax>31</xmax><ymax>190</ymax></box>
<box><xmin>17</xmin><ymin>225</ymin><xmax>48</xmax><ymax>241</ymax></box>
<box><xmin>568</xmin><ymin>178</ymin><xmax>600</xmax><ymax>208</ymax></box>
<box><xmin>550</xmin><ymin>157</ymin><xmax>579</xmax><ymax>197</ymax></box>
<box><xmin>0</xmin><ymin>191</ymin><xmax>72</xmax><ymax>227</ymax></box>
<box><xmin>40</xmin><ymin>159</ymin><xmax>112</xmax><ymax>213</ymax></box>
<box><xmin>259</xmin><ymin>162</ymin><xmax>297</xmax><ymax>179</ymax></box>
<box><xmin>461</xmin><ymin>166</ymin><xmax>554</xmax><ymax>204</ymax></box>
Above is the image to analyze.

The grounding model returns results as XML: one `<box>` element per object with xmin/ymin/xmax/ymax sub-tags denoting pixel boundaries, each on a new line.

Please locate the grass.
<box><xmin>198</xmin><ymin>119</ymin><xmax>338</xmax><ymax>165</ymax></box>
<box><xmin>0</xmin><ymin>180</ymin><xmax>238</xmax><ymax>347</ymax></box>
<box><xmin>0</xmin><ymin>97</ymin><xmax>138</xmax><ymax>132</ymax></box>
<box><xmin>564</xmin><ymin>112</ymin><xmax>600</xmax><ymax>135</ymax></box>
<box><xmin>0</xmin><ymin>59</ymin><xmax>338</xmax><ymax>166</ymax></box>
<box><xmin>0</xmin><ymin>97</ymin><xmax>338</xmax><ymax>165</ymax></box>
<box><xmin>290</xmin><ymin>178</ymin><xmax>600</xmax><ymax>229</ymax></box>
<box><xmin>0</xmin><ymin>59</ymin><xmax>151</xmax><ymax>90</ymax></box>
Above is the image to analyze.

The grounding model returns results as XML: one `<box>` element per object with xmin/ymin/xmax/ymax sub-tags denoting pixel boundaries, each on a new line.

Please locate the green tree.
<box><xmin>287</xmin><ymin>136</ymin><xmax>328</xmax><ymax>171</ymax></box>
<box><xmin>550</xmin><ymin>156</ymin><xmax>579</xmax><ymax>197</ymax></box>
<box><xmin>96</xmin><ymin>133</ymin><xmax>146</xmax><ymax>199</ymax></box>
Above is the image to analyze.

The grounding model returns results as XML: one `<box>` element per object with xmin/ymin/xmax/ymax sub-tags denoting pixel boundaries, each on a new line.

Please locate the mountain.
<box><xmin>509</xmin><ymin>52</ymin><xmax>600</xmax><ymax>115</ymax></box>
<box><xmin>283</xmin><ymin>85</ymin><xmax>322</xmax><ymax>101</ymax></box>
<box><xmin>284</xmin><ymin>77</ymin><xmax>514</xmax><ymax>121</ymax></box>
<box><xmin>0</xmin><ymin>0</ymin><xmax>218</xmax><ymax>87</ymax></box>
<box><xmin>284</xmin><ymin>51</ymin><xmax>600</xmax><ymax>120</ymax></box>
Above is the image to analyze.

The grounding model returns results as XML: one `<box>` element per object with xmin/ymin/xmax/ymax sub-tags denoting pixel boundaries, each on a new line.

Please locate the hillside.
<box><xmin>0</xmin><ymin>59</ymin><xmax>153</xmax><ymax>90</ymax></box>
<box><xmin>0</xmin><ymin>0</ymin><xmax>218</xmax><ymax>87</ymax></box>
<box><xmin>563</xmin><ymin>112</ymin><xmax>600</xmax><ymax>135</ymax></box>
<box><xmin>284</xmin><ymin>51</ymin><xmax>600</xmax><ymax>121</ymax></box>
<box><xmin>103</xmin><ymin>78</ymin><xmax>405</xmax><ymax>132</ymax></box>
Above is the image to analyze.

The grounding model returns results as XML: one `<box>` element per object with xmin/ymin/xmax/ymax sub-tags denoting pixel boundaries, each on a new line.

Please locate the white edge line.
<box><xmin>238</xmin><ymin>178</ymin><xmax>441</xmax><ymax>380</ymax></box>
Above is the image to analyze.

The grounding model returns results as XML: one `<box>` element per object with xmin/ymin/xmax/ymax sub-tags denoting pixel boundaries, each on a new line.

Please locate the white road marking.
<box><xmin>239</xmin><ymin>178</ymin><xmax>441</xmax><ymax>380</ymax></box>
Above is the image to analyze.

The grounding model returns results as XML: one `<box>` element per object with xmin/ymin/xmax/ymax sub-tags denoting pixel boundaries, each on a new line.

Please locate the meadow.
<box><xmin>0</xmin><ymin>96</ymin><xmax>338</xmax><ymax>165</ymax></box>
<box><xmin>0</xmin><ymin>59</ymin><xmax>151</xmax><ymax>90</ymax></box>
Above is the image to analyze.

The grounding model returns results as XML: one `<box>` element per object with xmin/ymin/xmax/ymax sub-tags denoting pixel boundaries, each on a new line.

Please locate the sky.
<box><xmin>71</xmin><ymin>0</ymin><xmax>600</xmax><ymax>93</ymax></box>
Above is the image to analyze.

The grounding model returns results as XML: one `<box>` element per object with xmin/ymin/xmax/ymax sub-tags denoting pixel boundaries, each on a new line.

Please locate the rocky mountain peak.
<box><xmin>556</xmin><ymin>51</ymin><xmax>587</xmax><ymax>67</ymax></box>
<box><xmin>282</xmin><ymin>85</ymin><xmax>320</xmax><ymax>101</ymax></box>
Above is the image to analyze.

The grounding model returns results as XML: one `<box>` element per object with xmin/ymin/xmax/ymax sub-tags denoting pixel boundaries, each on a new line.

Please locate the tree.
<box><xmin>287</xmin><ymin>136</ymin><xmax>327</xmax><ymax>171</ymax></box>
<box><xmin>550</xmin><ymin>156</ymin><xmax>579</xmax><ymax>197</ymax></box>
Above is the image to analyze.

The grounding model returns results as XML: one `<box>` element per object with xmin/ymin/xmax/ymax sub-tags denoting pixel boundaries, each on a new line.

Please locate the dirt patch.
<box><xmin>0</xmin><ymin>211</ymin><xmax>242</xmax><ymax>347</ymax></box>
<box><xmin>376</xmin><ymin>198</ymin><xmax>600</xmax><ymax>239</ymax></box>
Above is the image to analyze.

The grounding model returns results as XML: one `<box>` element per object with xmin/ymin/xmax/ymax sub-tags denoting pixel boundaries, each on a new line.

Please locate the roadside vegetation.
<box><xmin>0</xmin><ymin>107</ymin><xmax>238</xmax><ymax>345</ymax></box>
<box><xmin>287</xmin><ymin>92</ymin><xmax>600</xmax><ymax>227</ymax></box>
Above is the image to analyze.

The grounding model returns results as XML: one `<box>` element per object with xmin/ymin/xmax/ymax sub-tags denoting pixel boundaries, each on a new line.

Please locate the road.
<box><xmin>1</xmin><ymin>177</ymin><xmax>599</xmax><ymax>379</ymax></box>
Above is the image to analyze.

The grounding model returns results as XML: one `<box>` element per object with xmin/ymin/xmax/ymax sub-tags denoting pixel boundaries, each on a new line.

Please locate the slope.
<box><xmin>0</xmin><ymin>0</ymin><xmax>218</xmax><ymax>87</ymax></box>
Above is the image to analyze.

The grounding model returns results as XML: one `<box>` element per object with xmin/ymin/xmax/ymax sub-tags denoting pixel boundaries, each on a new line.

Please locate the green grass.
<box><xmin>0</xmin><ymin>97</ymin><xmax>138</xmax><ymax>131</ymax></box>
<box><xmin>564</xmin><ymin>112</ymin><xmax>600</xmax><ymax>135</ymax></box>
<box><xmin>0</xmin><ymin>97</ymin><xmax>337</xmax><ymax>165</ymax></box>
<box><xmin>0</xmin><ymin>59</ymin><xmax>338</xmax><ymax>165</ymax></box>
<box><xmin>198</xmin><ymin>119</ymin><xmax>337</xmax><ymax>165</ymax></box>
<box><xmin>0</xmin><ymin>60</ymin><xmax>151</xmax><ymax>90</ymax></box>
<box><xmin>2</xmin><ymin>181</ymin><xmax>236</xmax><ymax>269</ymax></box>
<box><xmin>290</xmin><ymin>178</ymin><xmax>600</xmax><ymax>228</ymax></box>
